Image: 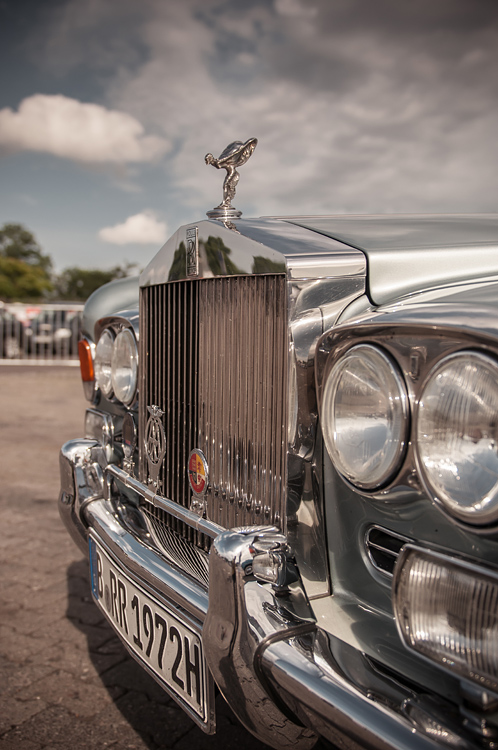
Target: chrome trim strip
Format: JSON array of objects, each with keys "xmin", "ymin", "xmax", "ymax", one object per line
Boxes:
[{"xmin": 106, "ymin": 464, "xmax": 224, "ymax": 539}]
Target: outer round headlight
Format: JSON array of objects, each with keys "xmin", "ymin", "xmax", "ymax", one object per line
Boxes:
[
  {"xmin": 94, "ymin": 328, "xmax": 114, "ymax": 398},
  {"xmin": 416, "ymin": 351, "xmax": 498, "ymax": 526},
  {"xmin": 322, "ymin": 344, "xmax": 408, "ymax": 490},
  {"xmin": 111, "ymin": 328, "xmax": 138, "ymax": 405}
]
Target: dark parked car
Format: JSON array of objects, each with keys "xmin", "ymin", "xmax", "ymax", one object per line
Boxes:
[
  {"xmin": 27, "ymin": 308, "xmax": 81, "ymax": 356},
  {"xmin": 0, "ymin": 307, "xmax": 25, "ymax": 358},
  {"xmin": 59, "ymin": 140, "xmax": 498, "ymax": 749}
]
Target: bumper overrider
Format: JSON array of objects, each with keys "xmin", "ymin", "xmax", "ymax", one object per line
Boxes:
[{"xmin": 59, "ymin": 439, "xmax": 475, "ymax": 750}]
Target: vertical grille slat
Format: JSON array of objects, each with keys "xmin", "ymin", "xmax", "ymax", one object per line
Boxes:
[{"xmin": 139, "ymin": 274, "xmax": 287, "ymax": 547}]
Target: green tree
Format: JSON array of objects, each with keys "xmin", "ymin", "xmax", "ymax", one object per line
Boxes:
[
  {"xmin": 0, "ymin": 257, "xmax": 53, "ymax": 299},
  {"xmin": 55, "ymin": 262, "xmax": 138, "ymax": 301},
  {"xmin": 0, "ymin": 223, "xmax": 52, "ymax": 271},
  {"xmin": 0, "ymin": 223, "xmax": 53, "ymax": 300}
]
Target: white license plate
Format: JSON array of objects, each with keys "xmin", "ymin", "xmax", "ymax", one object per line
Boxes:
[{"xmin": 89, "ymin": 534, "xmax": 210, "ymax": 725}]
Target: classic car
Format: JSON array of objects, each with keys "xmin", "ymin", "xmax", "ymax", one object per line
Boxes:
[
  {"xmin": 27, "ymin": 308, "xmax": 81, "ymax": 356},
  {"xmin": 0, "ymin": 306, "xmax": 25, "ymax": 358},
  {"xmin": 59, "ymin": 140, "xmax": 498, "ymax": 749}
]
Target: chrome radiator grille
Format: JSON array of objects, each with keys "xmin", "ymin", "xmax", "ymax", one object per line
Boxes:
[{"xmin": 139, "ymin": 275, "xmax": 288, "ymax": 545}]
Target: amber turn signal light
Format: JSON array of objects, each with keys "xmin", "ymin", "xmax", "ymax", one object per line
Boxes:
[
  {"xmin": 78, "ymin": 338, "xmax": 94, "ymax": 381},
  {"xmin": 79, "ymin": 339, "xmax": 97, "ymax": 402}
]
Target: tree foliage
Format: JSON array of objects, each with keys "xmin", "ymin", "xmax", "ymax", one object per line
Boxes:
[
  {"xmin": 0, "ymin": 223, "xmax": 53, "ymax": 300},
  {"xmin": 54, "ymin": 262, "xmax": 138, "ymax": 301},
  {"xmin": 0, "ymin": 223, "xmax": 52, "ymax": 272},
  {"xmin": 0, "ymin": 222, "xmax": 138, "ymax": 302},
  {"xmin": 0, "ymin": 256, "xmax": 53, "ymax": 299}
]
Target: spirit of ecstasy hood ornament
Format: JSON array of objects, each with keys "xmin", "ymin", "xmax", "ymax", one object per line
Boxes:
[{"xmin": 205, "ymin": 138, "xmax": 257, "ymax": 219}]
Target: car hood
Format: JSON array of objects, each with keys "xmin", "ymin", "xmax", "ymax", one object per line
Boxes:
[{"xmin": 289, "ymin": 214, "xmax": 498, "ymax": 305}]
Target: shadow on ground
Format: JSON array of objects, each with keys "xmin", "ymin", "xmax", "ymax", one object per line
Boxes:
[{"xmin": 65, "ymin": 559, "xmax": 274, "ymax": 750}]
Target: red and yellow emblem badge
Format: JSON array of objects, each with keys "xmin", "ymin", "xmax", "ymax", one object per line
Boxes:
[{"xmin": 188, "ymin": 449, "xmax": 208, "ymax": 496}]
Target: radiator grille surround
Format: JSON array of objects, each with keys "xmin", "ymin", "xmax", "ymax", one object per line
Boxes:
[{"xmin": 139, "ymin": 274, "xmax": 288, "ymax": 547}]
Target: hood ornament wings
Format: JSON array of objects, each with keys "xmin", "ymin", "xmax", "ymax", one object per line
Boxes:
[{"xmin": 205, "ymin": 138, "xmax": 257, "ymax": 219}]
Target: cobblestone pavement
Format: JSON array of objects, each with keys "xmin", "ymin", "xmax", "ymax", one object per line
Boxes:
[{"xmin": 0, "ymin": 367, "xmax": 282, "ymax": 750}]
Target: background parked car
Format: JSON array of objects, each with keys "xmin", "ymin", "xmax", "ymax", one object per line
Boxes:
[
  {"xmin": 0, "ymin": 307, "xmax": 25, "ymax": 358},
  {"xmin": 27, "ymin": 309, "xmax": 81, "ymax": 356}
]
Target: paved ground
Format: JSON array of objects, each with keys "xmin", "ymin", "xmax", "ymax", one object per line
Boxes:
[{"xmin": 0, "ymin": 366, "xmax": 280, "ymax": 750}]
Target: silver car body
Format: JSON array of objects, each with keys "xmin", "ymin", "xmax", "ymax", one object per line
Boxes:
[{"xmin": 60, "ymin": 213, "xmax": 498, "ymax": 749}]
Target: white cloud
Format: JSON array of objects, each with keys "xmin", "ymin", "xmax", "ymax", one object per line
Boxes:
[
  {"xmin": 274, "ymin": 0, "xmax": 317, "ymax": 19},
  {"xmin": 99, "ymin": 211, "xmax": 168, "ymax": 245},
  {"xmin": 23, "ymin": 1, "xmax": 498, "ymax": 217},
  {"xmin": 87, "ymin": 0, "xmax": 497, "ymax": 217},
  {"xmin": 0, "ymin": 94, "xmax": 169, "ymax": 164}
]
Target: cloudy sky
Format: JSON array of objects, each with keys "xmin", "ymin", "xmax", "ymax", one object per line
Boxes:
[{"xmin": 1, "ymin": 0, "xmax": 498, "ymax": 272}]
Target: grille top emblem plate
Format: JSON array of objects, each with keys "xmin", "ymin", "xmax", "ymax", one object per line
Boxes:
[
  {"xmin": 186, "ymin": 226, "xmax": 198, "ymax": 277},
  {"xmin": 188, "ymin": 449, "xmax": 209, "ymax": 496},
  {"xmin": 145, "ymin": 405, "xmax": 166, "ymax": 489}
]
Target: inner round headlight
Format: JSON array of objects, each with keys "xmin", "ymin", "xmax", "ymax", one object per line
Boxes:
[
  {"xmin": 416, "ymin": 351, "xmax": 498, "ymax": 526},
  {"xmin": 94, "ymin": 328, "xmax": 114, "ymax": 398},
  {"xmin": 111, "ymin": 328, "xmax": 138, "ymax": 405},
  {"xmin": 322, "ymin": 344, "xmax": 408, "ymax": 490}
]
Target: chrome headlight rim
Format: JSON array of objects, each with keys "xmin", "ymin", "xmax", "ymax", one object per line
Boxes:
[
  {"xmin": 414, "ymin": 349, "xmax": 498, "ymax": 529},
  {"xmin": 321, "ymin": 342, "xmax": 409, "ymax": 492},
  {"xmin": 111, "ymin": 327, "xmax": 138, "ymax": 406},
  {"xmin": 94, "ymin": 327, "xmax": 115, "ymax": 399}
]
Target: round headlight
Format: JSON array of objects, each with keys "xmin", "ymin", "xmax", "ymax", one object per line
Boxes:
[
  {"xmin": 322, "ymin": 344, "xmax": 408, "ymax": 490},
  {"xmin": 111, "ymin": 328, "xmax": 138, "ymax": 405},
  {"xmin": 416, "ymin": 351, "xmax": 498, "ymax": 526},
  {"xmin": 94, "ymin": 328, "xmax": 114, "ymax": 398}
]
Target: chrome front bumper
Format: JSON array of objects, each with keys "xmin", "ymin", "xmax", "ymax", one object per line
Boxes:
[{"xmin": 59, "ymin": 439, "xmax": 473, "ymax": 750}]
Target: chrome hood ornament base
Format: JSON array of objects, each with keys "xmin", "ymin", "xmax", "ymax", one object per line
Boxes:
[{"xmin": 205, "ymin": 138, "xmax": 257, "ymax": 219}]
